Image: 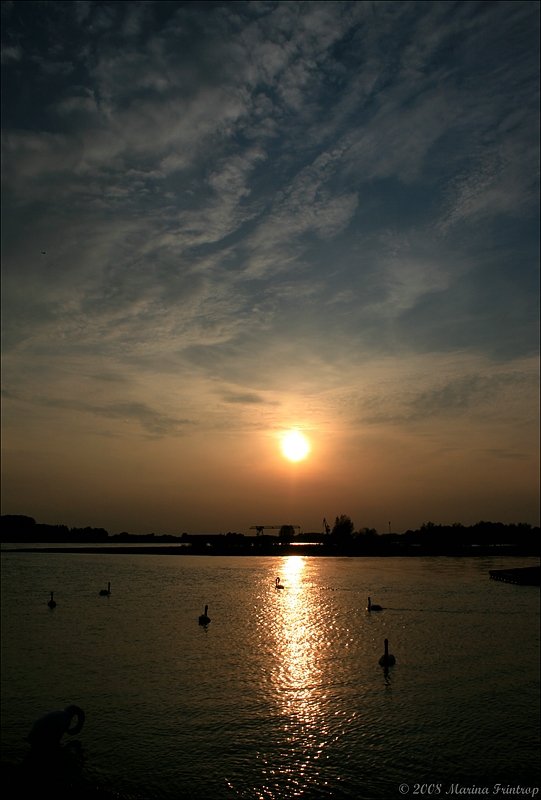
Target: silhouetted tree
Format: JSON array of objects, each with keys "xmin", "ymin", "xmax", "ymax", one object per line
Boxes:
[
  {"xmin": 358, "ymin": 527, "xmax": 378, "ymax": 537},
  {"xmin": 1, "ymin": 515, "xmax": 36, "ymax": 541},
  {"xmin": 332, "ymin": 515, "xmax": 354, "ymax": 541},
  {"xmin": 1, "ymin": 514, "xmax": 36, "ymax": 529}
]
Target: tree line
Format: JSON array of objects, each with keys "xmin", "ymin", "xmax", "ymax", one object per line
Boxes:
[{"xmin": 1, "ymin": 514, "xmax": 539, "ymax": 556}]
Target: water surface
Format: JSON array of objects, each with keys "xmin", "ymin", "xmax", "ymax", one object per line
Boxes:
[{"xmin": 1, "ymin": 554, "xmax": 539, "ymax": 798}]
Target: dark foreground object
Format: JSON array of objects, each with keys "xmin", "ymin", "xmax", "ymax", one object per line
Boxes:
[{"xmin": 489, "ymin": 566, "xmax": 540, "ymax": 585}]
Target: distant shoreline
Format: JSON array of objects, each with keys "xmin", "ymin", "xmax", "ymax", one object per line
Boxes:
[
  {"xmin": 2, "ymin": 515, "xmax": 539, "ymax": 558},
  {"xmin": 2, "ymin": 544, "xmax": 540, "ymax": 559}
]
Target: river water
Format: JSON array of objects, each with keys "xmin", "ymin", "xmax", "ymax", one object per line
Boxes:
[{"xmin": 1, "ymin": 553, "xmax": 539, "ymax": 799}]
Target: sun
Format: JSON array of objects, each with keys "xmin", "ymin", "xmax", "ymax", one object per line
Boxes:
[{"xmin": 280, "ymin": 430, "xmax": 311, "ymax": 462}]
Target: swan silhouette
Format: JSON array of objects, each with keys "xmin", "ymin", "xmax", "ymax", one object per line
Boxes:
[
  {"xmin": 275, "ymin": 577, "xmax": 284, "ymax": 589},
  {"xmin": 198, "ymin": 605, "xmax": 211, "ymax": 625},
  {"xmin": 367, "ymin": 596, "xmax": 383, "ymax": 612},
  {"xmin": 378, "ymin": 638, "xmax": 396, "ymax": 667},
  {"xmin": 27, "ymin": 705, "xmax": 85, "ymax": 750},
  {"xmin": 47, "ymin": 592, "xmax": 56, "ymax": 609},
  {"xmin": 99, "ymin": 582, "xmax": 111, "ymax": 596}
]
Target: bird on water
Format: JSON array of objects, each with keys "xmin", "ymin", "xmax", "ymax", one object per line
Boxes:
[
  {"xmin": 27, "ymin": 704, "xmax": 85, "ymax": 750},
  {"xmin": 47, "ymin": 592, "xmax": 56, "ymax": 609},
  {"xmin": 99, "ymin": 582, "xmax": 111, "ymax": 596},
  {"xmin": 367, "ymin": 596, "xmax": 383, "ymax": 612},
  {"xmin": 378, "ymin": 638, "xmax": 396, "ymax": 667},
  {"xmin": 199, "ymin": 605, "xmax": 211, "ymax": 625},
  {"xmin": 275, "ymin": 577, "xmax": 284, "ymax": 589}
]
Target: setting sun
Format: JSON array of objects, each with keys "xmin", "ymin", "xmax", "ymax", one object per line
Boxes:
[{"xmin": 280, "ymin": 430, "xmax": 311, "ymax": 462}]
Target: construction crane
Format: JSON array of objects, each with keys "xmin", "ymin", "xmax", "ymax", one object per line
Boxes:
[{"xmin": 250, "ymin": 525, "xmax": 301, "ymax": 535}]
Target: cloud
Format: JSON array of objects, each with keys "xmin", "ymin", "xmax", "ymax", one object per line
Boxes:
[
  {"xmin": 34, "ymin": 396, "xmax": 192, "ymax": 438},
  {"xmin": 439, "ymin": 134, "xmax": 539, "ymax": 233},
  {"xmin": 221, "ymin": 391, "xmax": 276, "ymax": 406},
  {"xmin": 2, "ymin": 1, "xmax": 538, "ymax": 432},
  {"xmin": 1, "ymin": 44, "xmax": 22, "ymax": 63},
  {"xmin": 358, "ymin": 362, "xmax": 539, "ymax": 428}
]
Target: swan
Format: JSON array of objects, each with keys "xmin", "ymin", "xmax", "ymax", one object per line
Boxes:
[
  {"xmin": 198, "ymin": 605, "xmax": 211, "ymax": 625},
  {"xmin": 378, "ymin": 638, "xmax": 396, "ymax": 667},
  {"xmin": 275, "ymin": 577, "xmax": 284, "ymax": 589},
  {"xmin": 367, "ymin": 596, "xmax": 383, "ymax": 612},
  {"xmin": 27, "ymin": 704, "xmax": 85, "ymax": 750},
  {"xmin": 99, "ymin": 582, "xmax": 111, "ymax": 596},
  {"xmin": 47, "ymin": 592, "xmax": 56, "ymax": 609}
]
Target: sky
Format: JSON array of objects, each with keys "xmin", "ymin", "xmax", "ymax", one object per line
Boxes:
[{"xmin": 1, "ymin": 0, "xmax": 539, "ymax": 536}]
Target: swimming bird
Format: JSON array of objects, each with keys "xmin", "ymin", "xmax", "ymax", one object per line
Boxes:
[
  {"xmin": 99, "ymin": 582, "xmax": 111, "ymax": 596},
  {"xmin": 275, "ymin": 577, "xmax": 284, "ymax": 589},
  {"xmin": 27, "ymin": 704, "xmax": 85, "ymax": 750},
  {"xmin": 378, "ymin": 638, "xmax": 396, "ymax": 667},
  {"xmin": 198, "ymin": 605, "xmax": 211, "ymax": 625},
  {"xmin": 367, "ymin": 596, "xmax": 383, "ymax": 612},
  {"xmin": 47, "ymin": 591, "xmax": 56, "ymax": 609}
]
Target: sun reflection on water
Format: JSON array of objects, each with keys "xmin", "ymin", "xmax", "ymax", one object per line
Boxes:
[
  {"xmin": 259, "ymin": 556, "xmax": 334, "ymax": 797},
  {"xmin": 275, "ymin": 556, "xmax": 319, "ymax": 694}
]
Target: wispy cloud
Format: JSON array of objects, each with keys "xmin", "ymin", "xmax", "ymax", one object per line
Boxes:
[{"xmin": 28, "ymin": 395, "xmax": 192, "ymax": 438}]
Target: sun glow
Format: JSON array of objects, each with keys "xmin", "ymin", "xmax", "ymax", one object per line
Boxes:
[{"xmin": 280, "ymin": 429, "xmax": 311, "ymax": 462}]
